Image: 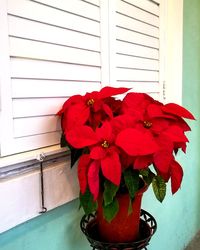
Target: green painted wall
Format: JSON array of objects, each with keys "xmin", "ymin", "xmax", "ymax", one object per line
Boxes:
[
  {"xmin": 0, "ymin": 1, "xmax": 200, "ymax": 249},
  {"xmin": 146, "ymin": 0, "xmax": 200, "ymax": 249}
]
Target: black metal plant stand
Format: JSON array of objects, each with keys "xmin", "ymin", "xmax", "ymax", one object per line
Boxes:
[{"xmin": 80, "ymin": 210, "xmax": 157, "ymax": 250}]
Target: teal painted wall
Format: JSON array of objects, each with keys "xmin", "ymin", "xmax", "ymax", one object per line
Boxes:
[
  {"xmin": 145, "ymin": 0, "xmax": 200, "ymax": 249},
  {"xmin": 0, "ymin": 1, "xmax": 200, "ymax": 249}
]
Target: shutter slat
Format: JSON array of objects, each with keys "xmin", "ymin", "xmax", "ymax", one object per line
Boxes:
[
  {"xmin": 116, "ymin": 27, "xmax": 159, "ymax": 48},
  {"xmin": 5, "ymin": 133, "xmax": 61, "ymax": 155},
  {"xmin": 12, "ymin": 79, "xmax": 100, "ymax": 98},
  {"xmin": 33, "ymin": 0, "xmax": 100, "ymax": 21},
  {"xmin": 123, "ymin": 0, "xmax": 159, "ymax": 16},
  {"xmin": 8, "ymin": 16, "xmax": 100, "ymax": 52},
  {"xmin": 10, "ymin": 37, "xmax": 101, "ymax": 66},
  {"xmin": 14, "ymin": 116, "xmax": 60, "ymax": 137},
  {"xmin": 82, "ymin": 0, "xmax": 100, "ymax": 6},
  {"xmin": 10, "ymin": 58, "xmax": 101, "ymax": 81},
  {"xmin": 117, "ymin": 0, "xmax": 159, "ymax": 27},
  {"xmin": 13, "ymin": 98, "xmax": 67, "ymax": 118},
  {"xmin": 7, "ymin": 0, "xmax": 100, "ymax": 36},
  {"xmin": 117, "ymin": 13, "xmax": 159, "ymax": 38},
  {"xmin": 116, "ymin": 54, "xmax": 159, "ymax": 70},
  {"xmin": 150, "ymin": 0, "xmax": 160, "ymax": 4},
  {"xmin": 116, "ymin": 41, "xmax": 159, "ymax": 59},
  {"xmin": 117, "ymin": 68, "xmax": 159, "ymax": 81},
  {"xmin": 114, "ymin": 81, "xmax": 159, "ymax": 93}
]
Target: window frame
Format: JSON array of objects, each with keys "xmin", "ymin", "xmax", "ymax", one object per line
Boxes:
[
  {"xmin": 0, "ymin": 0, "xmax": 183, "ymax": 162},
  {"xmin": 0, "ymin": 0, "xmax": 183, "ymax": 168},
  {"xmin": 160, "ymin": 0, "xmax": 183, "ymax": 104}
]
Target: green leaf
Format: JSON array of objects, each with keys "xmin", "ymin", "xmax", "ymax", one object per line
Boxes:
[
  {"xmin": 152, "ymin": 176, "xmax": 166, "ymax": 202},
  {"xmin": 123, "ymin": 169, "xmax": 139, "ymax": 199},
  {"xmin": 103, "ymin": 198, "xmax": 119, "ymax": 222},
  {"xmin": 60, "ymin": 133, "xmax": 68, "ymax": 147},
  {"xmin": 79, "ymin": 188, "xmax": 98, "ymax": 214},
  {"xmin": 103, "ymin": 180, "xmax": 119, "ymax": 206},
  {"xmin": 139, "ymin": 169, "xmax": 149, "ymax": 177},
  {"xmin": 60, "ymin": 133, "xmax": 83, "ymax": 168},
  {"xmin": 142, "ymin": 169, "xmax": 155, "ymax": 185},
  {"xmin": 69, "ymin": 146, "xmax": 83, "ymax": 168}
]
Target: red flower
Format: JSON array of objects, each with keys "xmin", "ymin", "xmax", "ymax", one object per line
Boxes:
[
  {"xmin": 122, "ymin": 92, "xmax": 155, "ymax": 119},
  {"xmin": 170, "ymin": 159, "xmax": 183, "ymax": 194},
  {"xmin": 77, "ymin": 154, "xmax": 101, "ymax": 201},
  {"xmin": 57, "ymin": 86, "xmax": 130, "ymax": 132},
  {"xmin": 120, "ymin": 92, "xmax": 194, "ymax": 176},
  {"xmin": 162, "ymin": 103, "xmax": 195, "ymax": 120},
  {"xmin": 68, "ymin": 121, "xmax": 121, "ymax": 189},
  {"xmin": 66, "ymin": 125, "xmax": 98, "ymax": 148},
  {"xmin": 88, "ymin": 160, "xmax": 101, "ymax": 200},
  {"xmin": 116, "ymin": 128, "xmax": 159, "ymax": 156},
  {"xmin": 78, "ymin": 154, "xmax": 91, "ymax": 194},
  {"xmin": 90, "ymin": 122, "xmax": 121, "ymax": 186},
  {"xmin": 57, "ymin": 86, "xmax": 195, "ymax": 208},
  {"xmin": 134, "ymin": 154, "xmax": 153, "ymax": 170}
]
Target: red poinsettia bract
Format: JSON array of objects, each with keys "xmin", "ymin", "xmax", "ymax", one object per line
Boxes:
[
  {"xmin": 57, "ymin": 86, "xmax": 130, "ymax": 132},
  {"xmin": 68, "ymin": 121, "xmax": 122, "ymax": 199},
  {"xmin": 58, "ymin": 87, "xmax": 195, "ymax": 204}
]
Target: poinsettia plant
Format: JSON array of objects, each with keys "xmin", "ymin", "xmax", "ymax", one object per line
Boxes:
[{"xmin": 57, "ymin": 86, "xmax": 195, "ymax": 221}]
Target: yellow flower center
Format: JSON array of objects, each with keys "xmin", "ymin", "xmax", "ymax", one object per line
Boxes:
[
  {"xmin": 143, "ymin": 120, "xmax": 152, "ymax": 129},
  {"xmin": 87, "ymin": 98, "xmax": 95, "ymax": 106},
  {"xmin": 101, "ymin": 140, "xmax": 109, "ymax": 148}
]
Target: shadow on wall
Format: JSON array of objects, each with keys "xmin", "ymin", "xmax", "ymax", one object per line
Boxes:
[{"xmin": 184, "ymin": 231, "xmax": 200, "ymax": 250}]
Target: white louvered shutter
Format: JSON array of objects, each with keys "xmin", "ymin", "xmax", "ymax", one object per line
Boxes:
[
  {"xmin": 0, "ymin": 0, "xmax": 163, "ymax": 157},
  {"xmin": 108, "ymin": 0, "xmax": 161, "ymax": 99},
  {"xmin": 0, "ymin": 0, "xmax": 102, "ymax": 156}
]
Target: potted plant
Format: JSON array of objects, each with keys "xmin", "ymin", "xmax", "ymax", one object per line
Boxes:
[{"xmin": 57, "ymin": 86, "xmax": 194, "ymax": 243}]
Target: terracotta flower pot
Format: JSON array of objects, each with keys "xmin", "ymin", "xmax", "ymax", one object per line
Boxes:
[{"xmin": 96, "ymin": 182, "xmax": 148, "ymax": 243}]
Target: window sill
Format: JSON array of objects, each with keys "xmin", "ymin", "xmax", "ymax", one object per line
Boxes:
[{"xmin": 0, "ymin": 155, "xmax": 79, "ymax": 233}]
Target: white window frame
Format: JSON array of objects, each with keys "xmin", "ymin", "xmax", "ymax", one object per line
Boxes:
[
  {"xmin": 0, "ymin": 0, "xmax": 183, "ymax": 233},
  {"xmin": 159, "ymin": 0, "xmax": 183, "ymax": 104},
  {"xmin": 0, "ymin": 0, "xmax": 183, "ymax": 163}
]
